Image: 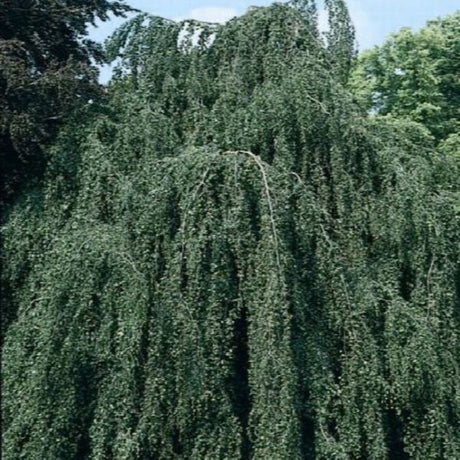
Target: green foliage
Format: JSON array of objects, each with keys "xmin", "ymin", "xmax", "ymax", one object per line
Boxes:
[
  {"xmin": 350, "ymin": 12, "xmax": 460, "ymax": 141},
  {"xmin": 2, "ymin": 1, "xmax": 459, "ymax": 459},
  {"xmin": 0, "ymin": 0, "xmax": 132, "ymax": 208}
]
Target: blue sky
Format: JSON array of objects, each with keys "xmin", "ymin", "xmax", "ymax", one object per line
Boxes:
[{"xmin": 89, "ymin": 0, "xmax": 460, "ymax": 82}]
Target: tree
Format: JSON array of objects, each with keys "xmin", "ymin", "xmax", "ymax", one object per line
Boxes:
[
  {"xmin": 350, "ymin": 12, "xmax": 460, "ymax": 141},
  {"xmin": 0, "ymin": 0, "xmax": 131, "ymax": 209},
  {"xmin": 2, "ymin": 2, "xmax": 459, "ymax": 459}
]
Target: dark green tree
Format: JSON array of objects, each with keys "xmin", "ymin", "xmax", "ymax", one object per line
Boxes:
[
  {"xmin": 0, "ymin": 0, "xmax": 131, "ymax": 208},
  {"xmin": 2, "ymin": 2, "xmax": 459, "ymax": 459}
]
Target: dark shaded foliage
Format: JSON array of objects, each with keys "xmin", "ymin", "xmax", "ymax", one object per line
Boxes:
[{"xmin": 0, "ymin": 0, "xmax": 132, "ymax": 209}]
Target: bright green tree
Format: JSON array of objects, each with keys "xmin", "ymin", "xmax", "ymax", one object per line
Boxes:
[{"xmin": 350, "ymin": 12, "xmax": 460, "ymax": 141}]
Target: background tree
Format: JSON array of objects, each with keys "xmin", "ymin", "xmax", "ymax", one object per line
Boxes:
[
  {"xmin": 350, "ymin": 12, "xmax": 460, "ymax": 142},
  {"xmin": 0, "ymin": 0, "xmax": 131, "ymax": 209}
]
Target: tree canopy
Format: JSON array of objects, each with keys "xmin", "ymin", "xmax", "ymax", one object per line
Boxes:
[
  {"xmin": 0, "ymin": 0, "xmax": 132, "ymax": 208},
  {"xmin": 1, "ymin": 1, "xmax": 459, "ymax": 459},
  {"xmin": 350, "ymin": 12, "xmax": 460, "ymax": 142}
]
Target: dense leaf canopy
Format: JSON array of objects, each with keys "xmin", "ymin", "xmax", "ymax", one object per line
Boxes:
[
  {"xmin": 0, "ymin": 0, "xmax": 132, "ymax": 208},
  {"xmin": 2, "ymin": 1, "xmax": 459, "ymax": 459},
  {"xmin": 350, "ymin": 12, "xmax": 460, "ymax": 141}
]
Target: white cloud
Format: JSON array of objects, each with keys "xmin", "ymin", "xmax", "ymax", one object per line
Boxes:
[
  {"xmin": 317, "ymin": 9, "xmax": 329, "ymax": 35},
  {"xmin": 178, "ymin": 7, "xmax": 238, "ymax": 24},
  {"xmin": 177, "ymin": 23, "xmax": 203, "ymax": 49}
]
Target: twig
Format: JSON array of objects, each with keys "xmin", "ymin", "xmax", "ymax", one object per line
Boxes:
[{"xmin": 224, "ymin": 150, "xmax": 282, "ymax": 274}]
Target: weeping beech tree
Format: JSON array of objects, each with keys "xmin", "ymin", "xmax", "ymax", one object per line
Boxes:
[{"xmin": 1, "ymin": 1, "xmax": 459, "ymax": 459}]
